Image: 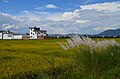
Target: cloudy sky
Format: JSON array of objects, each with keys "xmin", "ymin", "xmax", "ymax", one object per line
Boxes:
[{"xmin": 0, "ymin": 0, "xmax": 120, "ymax": 34}]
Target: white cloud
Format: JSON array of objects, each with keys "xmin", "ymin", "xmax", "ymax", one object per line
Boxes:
[
  {"xmin": 16, "ymin": 11, "xmax": 47, "ymax": 21},
  {"xmin": 45, "ymin": 4, "xmax": 58, "ymax": 9},
  {"xmin": 35, "ymin": 4, "xmax": 58, "ymax": 10},
  {"xmin": 3, "ymin": 0, "xmax": 10, "ymax": 2},
  {"xmin": 76, "ymin": 20, "xmax": 89, "ymax": 23},
  {"xmin": 2, "ymin": 24, "xmax": 16, "ymax": 30},
  {"xmin": 0, "ymin": 12, "xmax": 17, "ymax": 23},
  {"xmin": 47, "ymin": 10, "xmax": 80, "ymax": 21},
  {"xmin": 94, "ymin": 27, "xmax": 115, "ymax": 31},
  {"xmin": 0, "ymin": 12, "xmax": 14, "ymax": 18},
  {"xmin": 80, "ymin": 1, "xmax": 120, "ymax": 12}
]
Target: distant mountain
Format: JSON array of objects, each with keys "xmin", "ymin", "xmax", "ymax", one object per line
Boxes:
[
  {"xmin": 97, "ymin": 28, "xmax": 120, "ymax": 36},
  {"xmin": 48, "ymin": 28, "xmax": 120, "ymax": 37},
  {"xmin": 48, "ymin": 33, "xmax": 81, "ymax": 37},
  {"xmin": 48, "ymin": 34, "xmax": 65, "ymax": 37}
]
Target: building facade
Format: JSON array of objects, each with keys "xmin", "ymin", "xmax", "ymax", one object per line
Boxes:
[
  {"xmin": 29, "ymin": 27, "xmax": 47, "ymax": 39},
  {"xmin": 0, "ymin": 32, "xmax": 3, "ymax": 39},
  {"xmin": 12, "ymin": 34, "xmax": 23, "ymax": 39},
  {"xmin": 3, "ymin": 34, "xmax": 13, "ymax": 39},
  {"xmin": 0, "ymin": 30, "xmax": 23, "ymax": 40}
]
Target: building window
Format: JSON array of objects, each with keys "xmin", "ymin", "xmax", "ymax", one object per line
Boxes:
[
  {"xmin": 41, "ymin": 35, "xmax": 44, "ymax": 37},
  {"xmin": 31, "ymin": 32, "xmax": 32, "ymax": 34},
  {"xmin": 8, "ymin": 35, "xmax": 12, "ymax": 37}
]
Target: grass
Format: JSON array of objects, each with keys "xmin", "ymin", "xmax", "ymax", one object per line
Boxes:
[
  {"xmin": 0, "ymin": 39, "xmax": 74, "ymax": 79},
  {"xmin": 0, "ymin": 38, "xmax": 120, "ymax": 79}
]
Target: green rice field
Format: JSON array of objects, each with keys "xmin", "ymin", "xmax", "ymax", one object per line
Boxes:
[{"xmin": 0, "ymin": 38, "xmax": 120, "ymax": 79}]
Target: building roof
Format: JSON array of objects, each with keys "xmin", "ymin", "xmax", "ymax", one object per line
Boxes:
[
  {"xmin": 37, "ymin": 30, "xmax": 47, "ymax": 33},
  {"xmin": 0, "ymin": 30, "xmax": 14, "ymax": 34},
  {"xmin": 40, "ymin": 30, "xmax": 47, "ymax": 32},
  {"xmin": 13, "ymin": 34, "xmax": 22, "ymax": 35},
  {"xmin": 29, "ymin": 27, "xmax": 40, "ymax": 29},
  {"xmin": 22, "ymin": 34, "xmax": 29, "ymax": 38},
  {"xmin": 0, "ymin": 31, "xmax": 3, "ymax": 33},
  {"xmin": 29, "ymin": 27, "xmax": 47, "ymax": 33}
]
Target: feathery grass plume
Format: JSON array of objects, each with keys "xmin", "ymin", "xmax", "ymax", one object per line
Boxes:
[
  {"xmin": 56, "ymin": 42, "xmax": 68, "ymax": 50},
  {"xmin": 59, "ymin": 34, "xmax": 120, "ymax": 50}
]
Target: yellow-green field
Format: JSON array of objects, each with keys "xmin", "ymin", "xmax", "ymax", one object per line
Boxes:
[
  {"xmin": 0, "ymin": 38, "xmax": 120, "ymax": 79},
  {"xmin": 0, "ymin": 39, "xmax": 74, "ymax": 79}
]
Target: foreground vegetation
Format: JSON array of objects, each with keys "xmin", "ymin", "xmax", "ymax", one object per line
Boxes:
[{"xmin": 0, "ymin": 37, "xmax": 120, "ymax": 79}]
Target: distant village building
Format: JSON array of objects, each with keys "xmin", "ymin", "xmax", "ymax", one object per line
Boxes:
[
  {"xmin": 0, "ymin": 31, "xmax": 3, "ymax": 39},
  {"xmin": 29, "ymin": 27, "xmax": 47, "ymax": 39},
  {"xmin": 22, "ymin": 33, "xmax": 29, "ymax": 40},
  {"xmin": 0, "ymin": 30, "xmax": 22, "ymax": 40},
  {"xmin": 0, "ymin": 27, "xmax": 47, "ymax": 40},
  {"xmin": 3, "ymin": 30, "xmax": 14, "ymax": 39},
  {"xmin": 0, "ymin": 30, "xmax": 13, "ymax": 39},
  {"xmin": 12, "ymin": 34, "xmax": 23, "ymax": 39},
  {"xmin": 57, "ymin": 36, "xmax": 60, "ymax": 38}
]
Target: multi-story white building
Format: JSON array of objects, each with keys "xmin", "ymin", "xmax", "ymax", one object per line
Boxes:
[{"xmin": 29, "ymin": 27, "xmax": 47, "ymax": 39}]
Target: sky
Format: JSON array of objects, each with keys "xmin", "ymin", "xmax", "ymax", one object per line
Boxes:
[{"xmin": 0, "ymin": 0, "xmax": 120, "ymax": 34}]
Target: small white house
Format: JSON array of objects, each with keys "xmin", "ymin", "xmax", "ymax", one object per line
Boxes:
[
  {"xmin": 0, "ymin": 32, "xmax": 3, "ymax": 39},
  {"xmin": 37, "ymin": 30, "xmax": 47, "ymax": 39},
  {"xmin": 0, "ymin": 30, "xmax": 23, "ymax": 40},
  {"xmin": 13, "ymin": 34, "xmax": 22, "ymax": 39},
  {"xmin": 2, "ymin": 30, "xmax": 14, "ymax": 39},
  {"xmin": 29, "ymin": 27, "xmax": 47, "ymax": 39},
  {"xmin": 3, "ymin": 34, "xmax": 13, "ymax": 39}
]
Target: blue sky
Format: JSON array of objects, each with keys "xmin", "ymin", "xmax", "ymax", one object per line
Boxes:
[
  {"xmin": 0, "ymin": 0, "xmax": 120, "ymax": 14},
  {"xmin": 0, "ymin": 0, "xmax": 120, "ymax": 34}
]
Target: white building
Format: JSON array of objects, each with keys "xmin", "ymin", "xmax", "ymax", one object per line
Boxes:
[
  {"xmin": 0, "ymin": 32, "xmax": 3, "ymax": 39},
  {"xmin": 29, "ymin": 27, "xmax": 47, "ymax": 39},
  {"xmin": 0, "ymin": 30, "xmax": 23, "ymax": 39},
  {"xmin": 12, "ymin": 34, "xmax": 23, "ymax": 39},
  {"xmin": 3, "ymin": 34, "xmax": 13, "ymax": 39},
  {"xmin": 2, "ymin": 30, "xmax": 14, "ymax": 39}
]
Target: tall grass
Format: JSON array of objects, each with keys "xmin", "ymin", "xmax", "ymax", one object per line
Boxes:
[
  {"xmin": 58, "ymin": 35, "xmax": 120, "ymax": 79},
  {"xmin": 59, "ymin": 34, "xmax": 120, "ymax": 50}
]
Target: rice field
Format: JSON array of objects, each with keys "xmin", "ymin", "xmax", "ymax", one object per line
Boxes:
[{"xmin": 0, "ymin": 37, "xmax": 120, "ymax": 79}]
